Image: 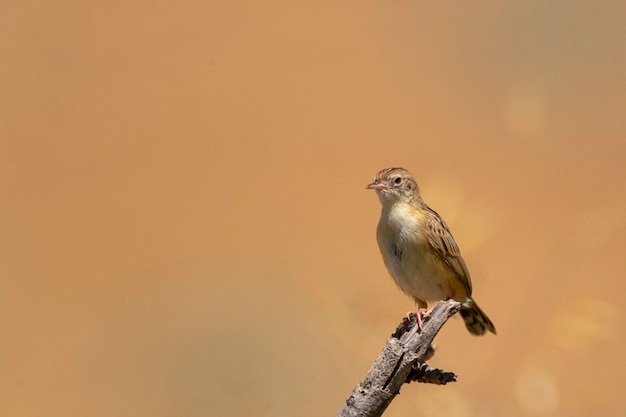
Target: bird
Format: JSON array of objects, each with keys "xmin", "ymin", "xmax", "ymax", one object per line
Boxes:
[{"xmin": 366, "ymin": 167, "xmax": 496, "ymax": 336}]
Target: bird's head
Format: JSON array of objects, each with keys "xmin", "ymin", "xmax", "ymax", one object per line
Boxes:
[{"xmin": 366, "ymin": 167, "xmax": 420, "ymax": 206}]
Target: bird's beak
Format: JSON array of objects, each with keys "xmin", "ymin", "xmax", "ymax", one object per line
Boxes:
[{"xmin": 366, "ymin": 182, "xmax": 386, "ymax": 190}]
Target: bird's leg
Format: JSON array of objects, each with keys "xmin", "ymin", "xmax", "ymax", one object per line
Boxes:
[
  {"xmin": 411, "ymin": 299, "xmax": 430, "ymax": 331},
  {"xmin": 416, "ymin": 308, "xmax": 430, "ymax": 330}
]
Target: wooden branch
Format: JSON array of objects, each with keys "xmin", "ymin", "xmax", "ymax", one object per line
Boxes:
[
  {"xmin": 406, "ymin": 363, "xmax": 457, "ymax": 385},
  {"xmin": 337, "ymin": 300, "xmax": 460, "ymax": 417}
]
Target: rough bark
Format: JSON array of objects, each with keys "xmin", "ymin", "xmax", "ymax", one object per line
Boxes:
[{"xmin": 337, "ymin": 300, "xmax": 460, "ymax": 417}]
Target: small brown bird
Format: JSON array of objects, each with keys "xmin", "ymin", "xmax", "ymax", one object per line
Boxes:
[{"xmin": 366, "ymin": 167, "xmax": 496, "ymax": 336}]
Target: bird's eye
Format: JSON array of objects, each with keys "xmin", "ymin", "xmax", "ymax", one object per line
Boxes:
[{"xmin": 393, "ymin": 177, "xmax": 402, "ymax": 185}]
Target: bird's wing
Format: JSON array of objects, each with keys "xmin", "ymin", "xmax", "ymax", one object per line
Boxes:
[{"xmin": 424, "ymin": 206, "xmax": 473, "ymax": 295}]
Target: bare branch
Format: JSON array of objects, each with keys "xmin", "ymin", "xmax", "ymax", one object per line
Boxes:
[
  {"xmin": 406, "ymin": 363, "xmax": 457, "ymax": 385},
  {"xmin": 337, "ymin": 300, "xmax": 460, "ymax": 417}
]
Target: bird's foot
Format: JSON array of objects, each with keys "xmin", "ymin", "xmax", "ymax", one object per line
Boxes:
[
  {"xmin": 407, "ymin": 308, "xmax": 431, "ymax": 331},
  {"xmin": 416, "ymin": 307, "xmax": 430, "ymax": 330}
]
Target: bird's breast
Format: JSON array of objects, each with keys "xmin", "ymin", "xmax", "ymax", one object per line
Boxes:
[
  {"xmin": 376, "ymin": 203, "xmax": 426, "ymax": 275},
  {"xmin": 378, "ymin": 203, "xmax": 426, "ymax": 245}
]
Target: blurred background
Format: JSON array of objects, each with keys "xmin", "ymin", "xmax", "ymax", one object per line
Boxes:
[{"xmin": 1, "ymin": 1, "xmax": 625, "ymax": 416}]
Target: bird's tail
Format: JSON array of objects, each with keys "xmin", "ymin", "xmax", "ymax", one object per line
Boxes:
[{"xmin": 459, "ymin": 298, "xmax": 496, "ymax": 336}]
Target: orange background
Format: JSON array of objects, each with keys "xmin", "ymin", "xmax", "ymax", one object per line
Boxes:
[{"xmin": 1, "ymin": 1, "xmax": 625, "ymax": 416}]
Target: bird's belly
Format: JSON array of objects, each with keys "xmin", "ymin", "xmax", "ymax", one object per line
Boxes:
[{"xmin": 382, "ymin": 243, "xmax": 453, "ymax": 303}]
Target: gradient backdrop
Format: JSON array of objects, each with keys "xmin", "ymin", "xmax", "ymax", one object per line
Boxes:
[{"xmin": 1, "ymin": 1, "xmax": 625, "ymax": 416}]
